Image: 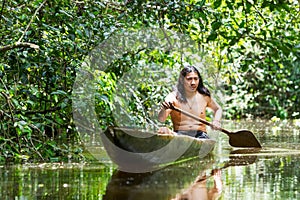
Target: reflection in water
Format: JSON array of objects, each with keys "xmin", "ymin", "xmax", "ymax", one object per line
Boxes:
[
  {"xmin": 103, "ymin": 151, "xmax": 258, "ymax": 200},
  {"xmin": 103, "ymin": 156, "xmax": 216, "ymax": 200},
  {"xmin": 0, "ymin": 147, "xmax": 299, "ymax": 199},
  {"xmin": 171, "ymin": 149, "xmax": 258, "ymax": 200},
  {"xmin": 0, "ymin": 120, "xmax": 299, "ymax": 199},
  {"xmin": 171, "ymin": 169, "xmax": 222, "ymax": 200},
  {"xmin": 0, "ymin": 163, "xmax": 113, "ymax": 199}
]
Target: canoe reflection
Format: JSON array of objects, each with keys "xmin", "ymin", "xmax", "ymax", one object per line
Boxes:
[
  {"xmin": 103, "ymin": 149, "xmax": 258, "ymax": 200},
  {"xmin": 103, "ymin": 157, "xmax": 215, "ymax": 200}
]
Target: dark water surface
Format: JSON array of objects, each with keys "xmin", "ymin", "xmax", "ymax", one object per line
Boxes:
[{"xmin": 1, "ymin": 119, "xmax": 299, "ymax": 200}]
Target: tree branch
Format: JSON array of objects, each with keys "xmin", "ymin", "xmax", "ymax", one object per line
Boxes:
[
  {"xmin": 14, "ymin": 107, "xmax": 61, "ymax": 115},
  {"xmin": 0, "ymin": 42, "xmax": 39, "ymax": 52},
  {"xmin": 17, "ymin": 0, "xmax": 47, "ymax": 43}
]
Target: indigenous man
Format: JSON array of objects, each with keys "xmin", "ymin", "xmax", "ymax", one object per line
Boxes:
[{"xmin": 158, "ymin": 65, "xmax": 222, "ymax": 139}]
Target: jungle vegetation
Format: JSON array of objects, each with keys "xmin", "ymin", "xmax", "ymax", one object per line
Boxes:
[{"xmin": 0, "ymin": 0, "xmax": 299, "ymax": 162}]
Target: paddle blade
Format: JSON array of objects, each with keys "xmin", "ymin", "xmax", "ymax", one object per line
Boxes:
[{"xmin": 228, "ymin": 130, "xmax": 262, "ymax": 148}]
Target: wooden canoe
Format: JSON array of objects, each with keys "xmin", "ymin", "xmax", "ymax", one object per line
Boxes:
[{"xmin": 101, "ymin": 127, "xmax": 216, "ymax": 172}]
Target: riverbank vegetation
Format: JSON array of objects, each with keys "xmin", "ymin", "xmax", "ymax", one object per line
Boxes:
[{"xmin": 0, "ymin": 0, "xmax": 299, "ymax": 162}]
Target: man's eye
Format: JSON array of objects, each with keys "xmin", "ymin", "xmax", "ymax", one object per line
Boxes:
[{"xmin": 187, "ymin": 78, "xmax": 198, "ymax": 81}]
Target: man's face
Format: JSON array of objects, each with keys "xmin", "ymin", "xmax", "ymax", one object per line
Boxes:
[{"xmin": 183, "ymin": 72, "xmax": 199, "ymax": 93}]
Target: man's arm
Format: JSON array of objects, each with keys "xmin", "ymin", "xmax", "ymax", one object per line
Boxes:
[
  {"xmin": 158, "ymin": 106, "xmax": 172, "ymax": 122},
  {"xmin": 158, "ymin": 92, "xmax": 176, "ymax": 122},
  {"xmin": 207, "ymin": 97, "xmax": 222, "ymax": 128}
]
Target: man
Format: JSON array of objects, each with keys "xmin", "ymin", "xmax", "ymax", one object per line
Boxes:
[{"xmin": 158, "ymin": 65, "xmax": 222, "ymax": 139}]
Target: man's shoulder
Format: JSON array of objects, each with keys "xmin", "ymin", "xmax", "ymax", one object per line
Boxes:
[
  {"xmin": 166, "ymin": 91, "xmax": 177, "ymax": 99},
  {"xmin": 197, "ymin": 92, "xmax": 212, "ymax": 102}
]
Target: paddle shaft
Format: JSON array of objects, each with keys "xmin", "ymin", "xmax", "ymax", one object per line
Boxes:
[
  {"xmin": 169, "ymin": 105, "xmax": 262, "ymax": 148},
  {"xmin": 172, "ymin": 106, "xmax": 231, "ymax": 135}
]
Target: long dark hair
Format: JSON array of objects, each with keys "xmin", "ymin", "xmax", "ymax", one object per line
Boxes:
[{"xmin": 175, "ymin": 65, "xmax": 211, "ymax": 103}]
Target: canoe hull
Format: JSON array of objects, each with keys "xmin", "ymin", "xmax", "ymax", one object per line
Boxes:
[{"xmin": 101, "ymin": 127, "xmax": 216, "ymax": 172}]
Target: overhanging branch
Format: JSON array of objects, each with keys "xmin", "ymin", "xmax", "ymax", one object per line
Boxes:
[{"xmin": 0, "ymin": 42, "xmax": 39, "ymax": 52}]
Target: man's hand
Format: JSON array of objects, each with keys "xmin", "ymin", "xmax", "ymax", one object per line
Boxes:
[
  {"xmin": 161, "ymin": 101, "xmax": 175, "ymax": 110},
  {"xmin": 157, "ymin": 127, "xmax": 174, "ymax": 135},
  {"xmin": 212, "ymin": 120, "xmax": 221, "ymax": 130}
]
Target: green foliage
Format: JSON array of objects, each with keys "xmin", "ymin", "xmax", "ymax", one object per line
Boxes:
[
  {"xmin": 211, "ymin": 0, "xmax": 300, "ymax": 119},
  {"xmin": 0, "ymin": 0, "xmax": 110, "ymax": 161},
  {"xmin": 0, "ymin": 0, "xmax": 299, "ymax": 161},
  {"xmin": 95, "ymin": 71, "xmax": 116, "ymax": 128}
]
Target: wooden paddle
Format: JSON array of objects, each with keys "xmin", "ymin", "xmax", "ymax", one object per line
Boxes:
[{"xmin": 167, "ymin": 103, "xmax": 262, "ymax": 148}]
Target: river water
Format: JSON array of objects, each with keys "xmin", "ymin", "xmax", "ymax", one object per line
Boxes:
[{"xmin": 0, "ymin": 119, "xmax": 299, "ymax": 200}]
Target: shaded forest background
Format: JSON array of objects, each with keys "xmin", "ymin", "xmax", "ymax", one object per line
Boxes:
[{"xmin": 0, "ymin": 0, "xmax": 299, "ymax": 161}]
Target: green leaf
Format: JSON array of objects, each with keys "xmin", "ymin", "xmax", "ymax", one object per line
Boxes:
[
  {"xmin": 197, "ymin": 11, "xmax": 207, "ymax": 22},
  {"xmin": 51, "ymin": 90, "xmax": 67, "ymax": 95},
  {"xmin": 211, "ymin": 21, "xmax": 222, "ymax": 30},
  {"xmin": 213, "ymin": 0, "xmax": 222, "ymax": 9},
  {"xmin": 207, "ymin": 32, "xmax": 217, "ymax": 41},
  {"xmin": 196, "ymin": 0, "xmax": 206, "ymax": 8}
]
